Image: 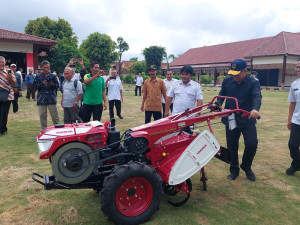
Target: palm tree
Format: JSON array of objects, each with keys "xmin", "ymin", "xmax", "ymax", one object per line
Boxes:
[{"xmin": 164, "ymin": 53, "xmax": 176, "ymax": 69}]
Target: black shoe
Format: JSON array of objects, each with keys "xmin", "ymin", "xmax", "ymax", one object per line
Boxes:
[
  {"xmin": 118, "ymin": 115, "xmax": 123, "ymax": 119},
  {"xmin": 286, "ymin": 166, "xmax": 300, "ymax": 175},
  {"xmin": 240, "ymin": 165, "xmax": 256, "ymax": 181},
  {"xmin": 0, "ymin": 131, "xmax": 7, "ymax": 136},
  {"xmin": 227, "ymin": 173, "xmax": 239, "ymax": 180}
]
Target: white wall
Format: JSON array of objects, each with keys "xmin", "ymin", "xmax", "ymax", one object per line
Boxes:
[
  {"xmin": 278, "ymin": 68, "xmax": 299, "ymax": 86},
  {"xmin": 0, "ymin": 42, "xmax": 33, "ymax": 53}
]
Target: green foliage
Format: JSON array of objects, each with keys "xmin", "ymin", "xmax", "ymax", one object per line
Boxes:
[
  {"xmin": 163, "ymin": 53, "xmax": 176, "ymax": 69},
  {"xmin": 46, "ymin": 37, "xmax": 88, "ymax": 73},
  {"xmin": 142, "ymin": 46, "xmax": 166, "ymax": 72},
  {"xmin": 130, "ymin": 57, "xmax": 138, "ymax": 62},
  {"xmin": 217, "ymin": 75, "xmax": 226, "ymax": 80},
  {"xmin": 200, "ymin": 75, "xmax": 214, "ymax": 85},
  {"xmin": 25, "ymin": 16, "xmax": 76, "ymax": 43},
  {"xmin": 157, "ymin": 75, "xmax": 165, "ymax": 79},
  {"xmin": 25, "ymin": 17, "xmax": 80, "ymax": 72},
  {"xmin": 142, "ymin": 72, "xmax": 149, "ymax": 80},
  {"xmin": 128, "ymin": 60, "xmax": 147, "ymax": 75},
  {"xmin": 80, "ymin": 32, "xmax": 117, "ymax": 70},
  {"xmin": 123, "ymin": 74, "xmax": 134, "ymax": 83},
  {"xmin": 116, "ymin": 37, "xmax": 129, "ymax": 75},
  {"xmin": 173, "ymin": 74, "xmax": 181, "ymax": 80}
]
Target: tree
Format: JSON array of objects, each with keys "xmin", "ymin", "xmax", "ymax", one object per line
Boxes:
[
  {"xmin": 130, "ymin": 57, "xmax": 138, "ymax": 62},
  {"xmin": 129, "ymin": 60, "xmax": 147, "ymax": 75},
  {"xmin": 80, "ymin": 32, "xmax": 117, "ymax": 70},
  {"xmin": 25, "ymin": 16, "xmax": 77, "ymax": 43},
  {"xmin": 142, "ymin": 46, "xmax": 166, "ymax": 72},
  {"xmin": 46, "ymin": 37, "xmax": 88, "ymax": 73},
  {"xmin": 25, "ymin": 17, "xmax": 80, "ymax": 72},
  {"xmin": 163, "ymin": 53, "xmax": 176, "ymax": 69},
  {"xmin": 116, "ymin": 37, "xmax": 129, "ymax": 75}
]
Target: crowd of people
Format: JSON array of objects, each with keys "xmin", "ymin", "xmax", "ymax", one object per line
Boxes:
[{"xmin": 0, "ymin": 56, "xmax": 299, "ymax": 178}]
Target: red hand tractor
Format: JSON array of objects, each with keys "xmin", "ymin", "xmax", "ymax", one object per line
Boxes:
[{"xmin": 32, "ymin": 96, "xmax": 254, "ymax": 225}]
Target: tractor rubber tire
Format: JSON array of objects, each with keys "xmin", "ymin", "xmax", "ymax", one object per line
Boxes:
[
  {"xmin": 51, "ymin": 142, "xmax": 95, "ymax": 184},
  {"xmin": 100, "ymin": 161, "xmax": 163, "ymax": 225}
]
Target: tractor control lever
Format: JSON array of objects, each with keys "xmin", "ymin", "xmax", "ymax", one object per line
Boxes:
[{"xmin": 208, "ymin": 101, "xmax": 222, "ymax": 112}]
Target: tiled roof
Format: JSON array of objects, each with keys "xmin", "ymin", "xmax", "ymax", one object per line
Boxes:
[
  {"xmin": 170, "ymin": 36, "xmax": 273, "ymax": 67},
  {"xmin": 246, "ymin": 31, "xmax": 300, "ymax": 57},
  {"xmin": 122, "ymin": 61, "xmax": 132, "ymax": 67},
  {"xmin": 0, "ymin": 28, "xmax": 57, "ymax": 46},
  {"xmin": 161, "ymin": 63, "xmax": 167, "ymax": 69}
]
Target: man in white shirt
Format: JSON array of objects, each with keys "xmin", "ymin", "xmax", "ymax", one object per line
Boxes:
[
  {"xmin": 162, "ymin": 70, "xmax": 177, "ymax": 117},
  {"xmin": 286, "ymin": 59, "xmax": 300, "ymax": 175},
  {"xmin": 135, "ymin": 73, "xmax": 143, "ymax": 96},
  {"xmin": 106, "ymin": 69, "xmax": 123, "ymax": 119},
  {"xmin": 165, "ymin": 66, "xmax": 203, "ymax": 117}
]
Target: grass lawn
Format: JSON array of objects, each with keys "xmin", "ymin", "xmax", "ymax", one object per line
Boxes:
[{"xmin": 0, "ymin": 86, "xmax": 299, "ymax": 225}]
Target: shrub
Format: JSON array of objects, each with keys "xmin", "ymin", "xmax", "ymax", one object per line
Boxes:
[
  {"xmin": 200, "ymin": 75, "xmax": 214, "ymax": 86},
  {"xmin": 123, "ymin": 74, "xmax": 134, "ymax": 83},
  {"xmin": 217, "ymin": 75, "xmax": 226, "ymax": 80}
]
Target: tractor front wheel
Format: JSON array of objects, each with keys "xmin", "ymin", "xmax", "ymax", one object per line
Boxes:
[{"xmin": 100, "ymin": 161, "xmax": 163, "ymax": 225}]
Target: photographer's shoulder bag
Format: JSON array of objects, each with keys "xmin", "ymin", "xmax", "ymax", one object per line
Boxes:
[{"xmin": 0, "ymin": 88, "xmax": 9, "ymax": 102}]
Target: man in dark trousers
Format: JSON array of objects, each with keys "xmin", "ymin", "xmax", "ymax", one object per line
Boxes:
[
  {"xmin": 217, "ymin": 59, "xmax": 261, "ymax": 181},
  {"xmin": 141, "ymin": 65, "xmax": 167, "ymax": 124},
  {"xmin": 286, "ymin": 58, "xmax": 300, "ymax": 175},
  {"xmin": 0, "ymin": 56, "xmax": 16, "ymax": 136},
  {"xmin": 33, "ymin": 60, "xmax": 60, "ymax": 130}
]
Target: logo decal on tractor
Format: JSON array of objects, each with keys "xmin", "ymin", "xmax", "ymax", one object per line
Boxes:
[{"xmin": 197, "ymin": 144, "xmax": 207, "ymax": 155}]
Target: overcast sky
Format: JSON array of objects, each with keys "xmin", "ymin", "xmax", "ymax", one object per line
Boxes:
[{"xmin": 1, "ymin": 0, "xmax": 300, "ymax": 61}]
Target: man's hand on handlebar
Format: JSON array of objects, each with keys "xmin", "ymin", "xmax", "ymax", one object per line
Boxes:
[{"xmin": 249, "ymin": 109, "xmax": 260, "ymax": 119}]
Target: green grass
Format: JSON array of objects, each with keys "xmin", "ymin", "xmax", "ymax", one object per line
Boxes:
[{"xmin": 0, "ymin": 88, "xmax": 299, "ymax": 225}]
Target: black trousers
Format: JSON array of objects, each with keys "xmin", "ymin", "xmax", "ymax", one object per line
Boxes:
[
  {"xmin": 135, "ymin": 85, "xmax": 141, "ymax": 96},
  {"xmin": 145, "ymin": 111, "xmax": 162, "ymax": 124},
  {"xmin": 109, "ymin": 100, "xmax": 121, "ymax": 119},
  {"xmin": 288, "ymin": 123, "xmax": 300, "ymax": 169},
  {"xmin": 226, "ymin": 124, "xmax": 258, "ymax": 175},
  {"xmin": 26, "ymin": 85, "xmax": 36, "ymax": 100},
  {"xmin": 81, "ymin": 103, "xmax": 103, "ymax": 122},
  {"xmin": 162, "ymin": 103, "xmax": 173, "ymax": 118},
  {"xmin": 12, "ymin": 93, "xmax": 19, "ymax": 113},
  {"xmin": 0, "ymin": 100, "xmax": 11, "ymax": 133}
]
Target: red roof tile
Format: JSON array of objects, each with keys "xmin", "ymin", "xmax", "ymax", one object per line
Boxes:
[
  {"xmin": 161, "ymin": 63, "xmax": 167, "ymax": 69},
  {"xmin": 246, "ymin": 31, "xmax": 300, "ymax": 57},
  {"xmin": 171, "ymin": 36, "xmax": 272, "ymax": 67},
  {"xmin": 171, "ymin": 31, "xmax": 300, "ymax": 68},
  {"xmin": 0, "ymin": 28, "xmax": 57, "ymax": 46}
]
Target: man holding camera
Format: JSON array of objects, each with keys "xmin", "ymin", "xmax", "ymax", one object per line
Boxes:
[
  {"xmin": 106, "ymin": 69, "xmax": 123, "ymax": 119},
  {"xmin": 61, "ymin": 67, "xmax": 83, "ymax": 124},
  {"xmin": 33, "ymin": 60, "xmax": 60, "ymax": 130},
  {"xmin": 67, "ymin": 58, "xmax": 85, "ymax": 81},
  {"xmin": 0, "ymin": 56, "xmax": 16, "ymax": 136},
  {"xmin": 81, "ymin": 61, "xmax": 107, "ymax": 122}
]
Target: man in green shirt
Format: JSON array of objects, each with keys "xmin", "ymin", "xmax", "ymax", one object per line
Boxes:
[{"xmin": 81, "ymin": 61, "xmax": 107, "ymax": 122}]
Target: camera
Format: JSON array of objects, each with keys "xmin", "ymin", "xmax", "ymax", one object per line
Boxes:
[
  {"xmin": 8, "ymin": 69, "xmax": 11, "ymax": 74},
  {"xmin": 110, "ymin": 76, "xmax": 116, "ymax": 79},
  {"xmin": 46, "ymin": 77, "xmax": 53, "ymax": 83}
]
